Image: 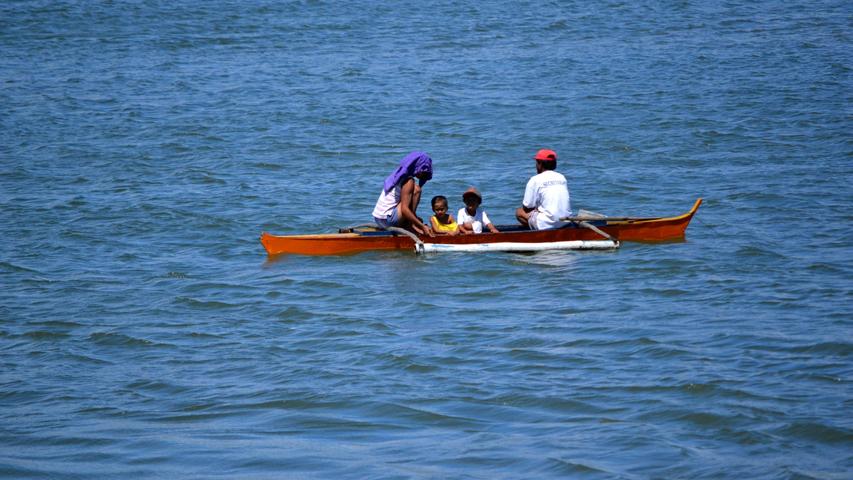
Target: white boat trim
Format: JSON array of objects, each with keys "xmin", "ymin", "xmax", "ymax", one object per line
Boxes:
[{"xmin": 418, "ymin": 240, "xmax": 619, "ymax": 254}]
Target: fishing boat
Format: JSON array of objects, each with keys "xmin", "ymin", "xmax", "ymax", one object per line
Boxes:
[{"xmin": 260, "ymin": 198, "xmax": 702, "ymax": 256}]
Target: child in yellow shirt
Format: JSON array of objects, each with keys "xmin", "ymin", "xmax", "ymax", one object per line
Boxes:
[{"xmin": 429, "ymin": 195, "xmax": 459, "ymax": 235}]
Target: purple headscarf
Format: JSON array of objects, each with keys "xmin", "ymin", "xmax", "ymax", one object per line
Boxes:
[{"xmin": 383, "ymin": 151, "xmax": 433, "ymax": 193}]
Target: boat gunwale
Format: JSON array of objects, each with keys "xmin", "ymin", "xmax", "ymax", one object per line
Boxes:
[{"xmin": 262, "ymin": 198, "xmax": 703, "ymax": 241}]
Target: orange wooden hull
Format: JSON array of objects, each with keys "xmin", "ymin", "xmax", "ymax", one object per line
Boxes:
[{"xmin": 261, "ymin": 198, "xmax": 702, "ymax": 256}]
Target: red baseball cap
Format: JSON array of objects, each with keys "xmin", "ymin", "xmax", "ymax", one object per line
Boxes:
[{"xmin": 534, "ymin": 149, "xmax": 557, "ymax": 161}]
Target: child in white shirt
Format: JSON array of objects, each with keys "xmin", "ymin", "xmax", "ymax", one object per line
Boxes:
[{"xmin": 457, "ymin": 187, "xmax": 500, "ymax": 234}]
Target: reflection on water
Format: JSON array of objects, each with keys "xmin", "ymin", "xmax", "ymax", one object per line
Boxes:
[{"xmin": 507, "ymin": 250, "xmax": 586, "ymax": 268}]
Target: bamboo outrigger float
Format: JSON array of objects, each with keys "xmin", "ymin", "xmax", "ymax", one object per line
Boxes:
[{"xmin": 260, "ymin": 198, "xmax": 702, "ymax": 256}]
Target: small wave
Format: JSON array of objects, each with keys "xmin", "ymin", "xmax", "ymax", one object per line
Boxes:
[
  {"xmin": 185, "ymin": 331, "xmax": 224, "ymax": 340},
  {"xmin": 636, "ymin": 287, "xmax": 691, "ymax": 297},
  {"xmin": 631, "ymin": 343, "xmax": 692, "ymax": 359},
  {"xmin": 23, "ymin": 330, "xmax": 71, "ymax": 340},
  {"xmin": 125, "ymin": 379, "xmax": 190, "ymax": 396},
  {"xmin": 626, "ymin": 258, "xmax": 702, "ymax": 273},
  {"xmin": 775, "ymin": 421, "xmax": 853, "ymax": 444},
  {"xmin": 0, "ymin": 261, "xmax": 42, "ymax": 274},
  {"xmin": 76, "ymin": 405, "xmax": 127, "ymax": 416},
  {"xmin": 677, "ymin": 411, "xmax": 735, "ymax": 428},
  {"xmin": 239, "ymin": 398, "xmax": 338, "ymax": 411},
  {"xmin": 287, "ymin": 414, "xmax": 385, "ymax": 432},
  {"xmin": 735, "ymin": 244, "xmax": 788, "ymax": 260},
  {"xmin": 725, "ymin": 190, "xmax": 788, "ymax": 202},
  {"xmin": 39, "ymin": 434, "xmax": 115, "ymax": 448},
  {"xmin": 87, "ymin": 332, "xmax": 173, "ymax": 349},
  {"xmin": 501, "ymin": 337, "xmax": 551, "ymax": 349},
  {"xmin": 276, "ymin": 305, "xmax": 312, "ymax": 321},
  {"xmin": 540, "ymin": 457, "xmax": 609, "ymax": 476},
  {"xmin": 678, "ymin": 383, "xmax": 721, "ymax": 396},
  {"xmin": 189, "ymin": 172, "xmax": 227, "ymax": 185},
  {"xmin": 154, "ymin": 410, "xmax": 239, "ymax": 424},
  {"xmin": 370, "ymin": 402, "xmax": 482, "ymax": 428},
  {"xmin": 789, "ymin": 341, "xmax": 852, "ymax": 356},
  {"xmin": 484, "ymin": 393, "xmax": 604, "ymax": 416},
  {"xmin": 747, "ymin": 341, "xmax": 852, "ymax": 357},
  {"xmin": 66, "ymin": 353, "xmax": 113, "ymax": 365},
  {"xmin": 251, "ymin": 162, "xmax": 283, "ymax": 171},
  {"xmin": 297, "ymin": 279, "xmax": 348, "ymax": 289},
  {"xmin": 27, "ymin": 320, "xmax": 84, "ymax": 329},
  {"xmin": 374, "ymin": 352, "xmax": 438, "ymax": 373},
  {"xmin": 173, "ymin": 296, "xmax": 242, "ymax": 309}
]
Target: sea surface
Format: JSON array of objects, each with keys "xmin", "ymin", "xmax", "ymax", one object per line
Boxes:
[{"xmin": 1, "ymin": 1, "xmax": 851, "ymax": 478}]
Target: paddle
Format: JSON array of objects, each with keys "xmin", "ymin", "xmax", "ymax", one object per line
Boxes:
[{"xmin": 558, "ymin": 218, "xmax": 620, "ymax": 246}]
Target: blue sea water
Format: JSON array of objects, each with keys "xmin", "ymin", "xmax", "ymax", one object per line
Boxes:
[{"xmin": 1, "ymin": 1, "xmax": 851, "ymax": 478}]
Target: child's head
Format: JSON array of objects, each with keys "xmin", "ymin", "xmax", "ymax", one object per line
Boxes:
[
  {"xmin": 462, "ymin": 187, "xmax": 482, "ymax": 212},
  {"xmin": 431, "ymin": 195, "xmax": 448, "ymax": 214}
]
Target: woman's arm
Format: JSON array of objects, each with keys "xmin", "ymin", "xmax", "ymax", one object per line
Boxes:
[
  {"xmin": 412, "ymin": 182, "xmax": 422, "ymax": 216},
  {"xmin": 400, "ymin": 178, "xmax": 433, "ymax": 236}
]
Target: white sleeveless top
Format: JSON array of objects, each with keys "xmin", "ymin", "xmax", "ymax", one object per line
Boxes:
[{"xmin": 372, "ymin": 180, "xmax": 403, "ymax": 219}]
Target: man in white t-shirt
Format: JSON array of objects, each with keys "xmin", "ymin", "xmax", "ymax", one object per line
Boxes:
[{"xmin": 515, "ymin": 148, "xmax": 571, "ymax": 230}]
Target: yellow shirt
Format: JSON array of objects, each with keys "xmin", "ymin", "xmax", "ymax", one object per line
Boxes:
[{"xmin": 430, "ymin": 215, "xmax": 458, "ymax": 233}]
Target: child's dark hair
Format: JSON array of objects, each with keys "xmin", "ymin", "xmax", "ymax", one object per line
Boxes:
[{"xmin": 431, "ymin": 195, "xmax": 447, "ymax": 208}]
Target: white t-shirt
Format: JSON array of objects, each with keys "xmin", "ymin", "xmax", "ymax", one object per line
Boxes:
[
  {"xmin": 456, "ymin": 208, "xmax": 492, "ymax": 234},
  {"xmin": 372, "ymin": 181, "xmax": 402, "ymax": 219},
  {"xmin": 522, "ymin": 170, "xmax": 571, "ymax": 229}
]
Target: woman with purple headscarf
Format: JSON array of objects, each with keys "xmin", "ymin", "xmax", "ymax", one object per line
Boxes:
[{"xmin": 372, "ymin": 151, "xmax": 435, "ymax": 237}]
